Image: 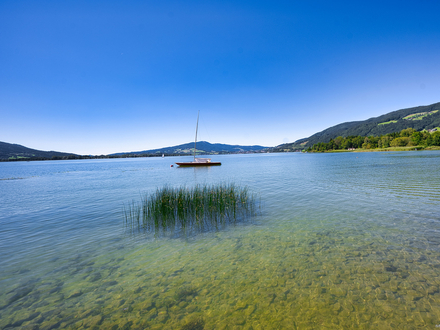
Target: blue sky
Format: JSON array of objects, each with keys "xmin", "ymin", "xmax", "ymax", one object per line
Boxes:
[{"xmin": 1, "ymin": 0, "xmax": 440, "ymax": 154}]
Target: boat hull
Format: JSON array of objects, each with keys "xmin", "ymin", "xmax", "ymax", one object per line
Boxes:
[{"xmin": 175, "ymin": 162, "xmax": 221, "ymax": 167}]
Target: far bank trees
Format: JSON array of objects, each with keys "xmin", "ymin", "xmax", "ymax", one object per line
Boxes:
[{"xmin": 307, "ymin": 128, "xmax": 440, "ymax": 152}]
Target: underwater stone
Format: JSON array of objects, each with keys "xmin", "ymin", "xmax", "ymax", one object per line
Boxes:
[
  {"xmin": 147, "ymin": 308, "xmax": 157, "ymax": 320},
  {"xmin": 78, "ymin": 309, "xmax": 94, "ymax": 319},
  {"xmin": 427, "ymin": 286, "xmax": 439, "ymax": 295},
  {"xmin": 157, "ymin": 311, "xmax": 169, "ymax": 323},
  {"xmin": 180, "ymin": 316, "xmax": 205, "ymax": 330},
  {"xmin": 385, "ymin": 265, "xmax": 398, "ymax": 272},
  {"xmin": 245, "ymin": 305, "xmax": 256, "ymax": 316},
  {"xmin": 329, "ymin": 287, "xmax": 346, "ymax": 297},
  {"xmin": 68, "ymin": 291, "xmax": 83, "ymax": 299},
  {"xmin": 178, "ymin": 301, "xmax": 188, "ymax": 309},
  {"xmin": 235, "ymin": 300, "xmax": 247, "ymax": 310},
  {"xmin": 231, "ymin": 314, "xmax": 246, "ymax": 325},
  {"xmin": 332, "ymin": 302, "xmax": 341, "ymax": 312},
  {"xmin": 89, "ymin": 272, "xmax": 102, "ymax": 282},
  {"xmin": 103, "ymin": 280, "xmax": 118, "ymax": 287},
  {"xmin": 18, "ymin": 325, "xmax": 40, "ymax": 330},
  {"xmin": 11, "ymin": 312, "xmax": 40, "ymax": 327},
  {"xmin": 389, "ymin": 280, "xmax": 399, "ymax": 292},
  {"xmin": 199, "ymin": 289, "xmax": 209, "ymax": 296},
  {"xmin": 381, "ymin": 304, "xmax": 394, "ymax": 314},
  {"xmin": 186, "ymin": 304, "xmax": 197, "ymax": 313},
  {"xmin": 120, "ymin": 320, "xmax": 133, "ymax": 330},
  {"xmin": 377, "ymin": 293, "xmax": 387, "ymax": 300},
  {"xmin": 84, "ymin": 315, "xmax": 103, "ymax": 328},
  {"xmin": 7, "ymin": 286, "xmax": 34, "ymax": 304},
  {"xmin": 49, "ymin": 286, "xmax": 62, "ymax": 294},
  {"xmin": 40, "ymin": 320, "xmax": 62, "ymax": 330},
  {"xmin": 40, "ymin": 308, "xmax": 61, "ymax": 321},
  {"xmin": 317, "ymin": 287, "xmax": 327, "ymax": 294},
  {"xmin": 339, "ymin": 309, "xmax": 350, "ymax": 318}
]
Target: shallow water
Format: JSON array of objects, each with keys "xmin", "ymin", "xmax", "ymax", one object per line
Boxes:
[{"xmin": 1, "ymin": 152, "xmax": 440, "ymax": 329}]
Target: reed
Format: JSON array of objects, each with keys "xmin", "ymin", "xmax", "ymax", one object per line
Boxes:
[{"xmin": 125, "ymin": 183, "xmax": 259, "ymax": 236}]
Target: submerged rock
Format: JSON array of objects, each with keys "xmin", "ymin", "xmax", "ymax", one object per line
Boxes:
[
  {"xmin": 7, "ymin": 286, "xmax": 34, "ymax": 304},
  {"xmin": 103, "ymin": 280, "xmax": 118, "ymax": 287},
  {"xmin": 181, "ymin": 317, "xmax": 205, "ymax": 330},
  {"xmin": 88, "ymin": 272, "xmax": 102, "ymax": 282},
  {"xmin": 10, "ymin": 312, "xmax": 40, "ymax": 327},
  {"xmin": 86, "ymin": 315, "xmax": 103, "ymax": 327},
  {"xmin": 68, "ymin": 291, "xmax": 83, "ymax": 299}
]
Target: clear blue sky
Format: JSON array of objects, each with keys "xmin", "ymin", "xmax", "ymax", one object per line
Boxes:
[{"xmin": 1, "ymin": 0, "xmax": 439, "ymax": 155}]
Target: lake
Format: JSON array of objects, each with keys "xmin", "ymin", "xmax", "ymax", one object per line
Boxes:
[{"xmin": 1, "ymin": 151, "xmax": 440, "ymax": 329}]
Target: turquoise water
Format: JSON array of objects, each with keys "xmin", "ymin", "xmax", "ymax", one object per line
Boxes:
[{"xmin": 1, "ymin": 152, "xmax": 440, "ymax": 329}]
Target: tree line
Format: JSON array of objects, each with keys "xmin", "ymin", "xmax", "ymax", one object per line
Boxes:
[
  {"xmin": 0, "ymin": 153, "xmax": 182, "ymax": 162},
  {"xmin": 306, "ymin": 128, "xmax": 440, "ymax": 152}
]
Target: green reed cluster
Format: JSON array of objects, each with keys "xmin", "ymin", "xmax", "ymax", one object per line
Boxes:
[{"xmin": 124, "ymin": 183, "xmax": 259, "ymax": 236}]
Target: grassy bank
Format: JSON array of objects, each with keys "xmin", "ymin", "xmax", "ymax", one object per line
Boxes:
[
  {"xmin": 332, "ymin": 146, "xmax": 440, "ymax": 152},
  {"xmin": 124, "ymin": 183, "xmax": 259, "ymax": 236},
  {"xmin": 337, "ymin": 147, "xmax": 420, "ymax": 152},
  {"xmin": 312, "ymin": 145, "xmax": 440, "ymax": 153}
]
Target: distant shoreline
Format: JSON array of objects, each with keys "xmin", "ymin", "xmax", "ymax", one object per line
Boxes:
[
  {"xmin": 0, "ymin": 151, "xmax": 268, "ymax": 162},
  {"xmin": 305, "ymin": 146, "xmax": 440, "ymax": 153},
  {"xmin": 3, "ymin": 147, "xmax": 440, "ymax": 162}
]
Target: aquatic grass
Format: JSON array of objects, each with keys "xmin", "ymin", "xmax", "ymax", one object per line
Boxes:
[
  {"xmin": 125, "ymin": 183, "xmax": 259, "ymax": 236},
  {"xmin": 123, "ymin": 201, "xmax": 141, "ymax": 229}
]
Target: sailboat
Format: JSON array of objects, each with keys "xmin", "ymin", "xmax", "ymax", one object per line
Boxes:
[{"xmin": 175, "ymin": 112, "xmax": 222, "ymax": 167}]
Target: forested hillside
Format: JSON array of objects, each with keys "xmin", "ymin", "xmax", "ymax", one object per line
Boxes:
[
  {"xmin": 307, "ymin": 127, "xmax": 440, "ymax": 152},
  {"xmin": 0, "ymin": 142, "xmax": 77, "ymax": 160},
  {"xmin": 1, "ymin": 140, "xmax": 268, "ymax": 161},
  {"xmin": 275, "ymin": 102, "xmax": 440, "ymax": 151},
  {"xmin": 111, "ymin": 141, "xmax": 268, "ymax": 156}
]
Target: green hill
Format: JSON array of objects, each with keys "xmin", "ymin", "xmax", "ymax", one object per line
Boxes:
[
  {"xmin": 1, "ymin": 140, "xmax": 268, "ymax": 161},
  {"xmin": 111, "ymin": 141, "xmax": 268, "ymax": 156},
  {"xmin": 275, "ymin": 102, "xmax": 440, "ymax": 151},
  {"xmin": 0, "ymin": 142, "xmax": 77, "ymax": 160}
]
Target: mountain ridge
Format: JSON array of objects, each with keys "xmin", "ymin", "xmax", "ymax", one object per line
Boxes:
[
  {"xmin": 275, "ymin": 102, "xmax": 440, "ymax": 151},
  {"xmin": 3, "ymin": 102, "xmax": 440, "ymax": 159},
  {"xmin": 0, "ymin": 141, "xmax": 268, "ymax": 161},
  {"xmin": 0, "ymin": 141, "xmax": 77, "ymax": 160},
  {"xmin": 110, "ymin": 141, "xmax": 268, "ymax": 156}
]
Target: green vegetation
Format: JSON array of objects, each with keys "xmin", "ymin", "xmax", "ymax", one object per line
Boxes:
[
  {"xmin": 378, "ymin": 120, "xmax": 397, "ymax": 126},
  {"xmin": 306, "ymin": 127, "xmax": 440, "ymax": 152},
  {"xmin": 275, "ymin": 102, "xmax": 440, "ymax": 151},
  {"xmin": 403, "ymin": 110, "xmax": 438, "ymax": 120},
  {"xmin": 124, "ymin": 183, "xmax": 259, "ymax": 236},
  {"xmin": 422, "ymin": 126, "xmax": 440, "ymax": 133},
  {"xmin": 8, "ymin": 156, "xmax": 29, "ymax": 160},
  {"xmin": 112, "ymin": 141, "xmax": 268, "ymax": 157},
  {"xmin": 1, "ymin": 140, "xmax": 268, "ymax": 161}
]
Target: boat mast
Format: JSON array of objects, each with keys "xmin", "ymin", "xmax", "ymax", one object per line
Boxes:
[{"xmin": 194, "ymin": 111, "xmax": 199, "ymax": 161}]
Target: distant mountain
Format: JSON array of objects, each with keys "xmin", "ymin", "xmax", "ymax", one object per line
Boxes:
[
  {"xmin": 0, "ymin": 140, "xmax": 268, "ymax": 161},
  {"xmin": 0, "ymin": 141, "xmax": 77, "ymax": 160},
  {"xmin": 111, "ymin": 141, "xmax": 268, "ymax": 156},
  {"xmin": 275, "ymin": 102, "xmax": 440, "ymax": 151}
]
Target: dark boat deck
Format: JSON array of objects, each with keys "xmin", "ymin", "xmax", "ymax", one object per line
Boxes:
[{"xmin": 175, "ymin": 162, "xmax": 221, "ymax": 167}]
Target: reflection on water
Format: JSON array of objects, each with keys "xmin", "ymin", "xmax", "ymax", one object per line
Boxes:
[{"xmin": 1, "ymin": 152, "xmax": 440, "ymax": 329}]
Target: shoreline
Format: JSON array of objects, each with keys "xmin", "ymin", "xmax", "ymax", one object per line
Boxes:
[{"xmin": 307, "ymin": 146, "xmax": 440, "ymax": 153}]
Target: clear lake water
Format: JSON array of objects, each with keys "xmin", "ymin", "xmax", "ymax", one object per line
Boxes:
[{"xmin": 1, "ymin": 151, "xmax": 440, "ymax": 329}]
